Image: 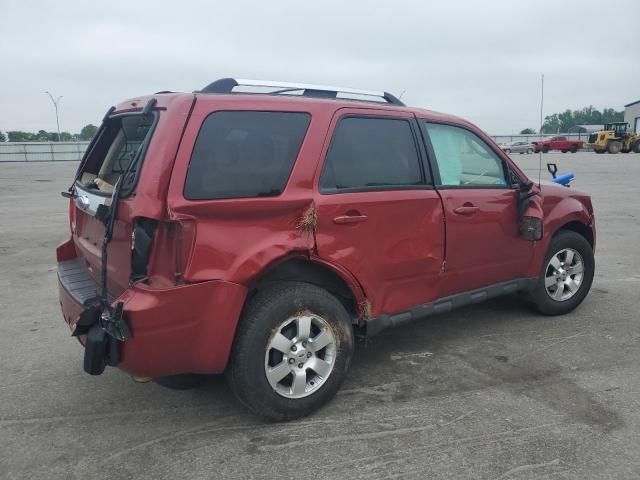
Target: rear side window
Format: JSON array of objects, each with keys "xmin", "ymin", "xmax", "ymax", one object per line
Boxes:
[
  {"xmin": 184, "ymin": 111, "xmax": 310, "ymax": 200},
  {"xmin": 77, "ymin": 114, "xmax": 155, "ymax": 197},
  {"xmin": 320, "ymin": 117, "xmax": 424, "ymax": 192}
]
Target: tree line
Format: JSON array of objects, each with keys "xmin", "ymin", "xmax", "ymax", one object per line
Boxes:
[
  {"xmin": 519, "ymin": 105, "xmax": 624, "ymax": 135},
  {"xmin": 0, "ymin": 124, "xmax": 97, "ymax": 142},
  {"xmin": 1, "ymin": 105, "xmax": 625, "ymax": 141}
]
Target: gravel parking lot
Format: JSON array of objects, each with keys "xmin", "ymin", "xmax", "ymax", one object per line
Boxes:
[{"xmin": 1, "ymin": 152, "xmax": 639, "ymax": 480}]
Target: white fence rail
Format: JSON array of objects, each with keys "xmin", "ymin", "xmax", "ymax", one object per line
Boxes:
[
  {"xmin": 489, "ymin": 133, "xmax": 593, "ymax": 145},
  {"xmin": 0, "ymin": 142, "xmax": 90, "ymax": 162},
  {"xmin": 0, "ymin": 133, "xmax": 596, "ymax": 163}
]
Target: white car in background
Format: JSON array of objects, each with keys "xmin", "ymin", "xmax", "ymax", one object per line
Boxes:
[{"xmin": 500, "ymin": 140, "xmax": 534, "ymax": 154}]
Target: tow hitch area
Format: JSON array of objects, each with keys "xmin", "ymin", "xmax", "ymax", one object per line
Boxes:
[{"xmin": 73, "ymin": 300, "xmax": 131, "ymax": 375}]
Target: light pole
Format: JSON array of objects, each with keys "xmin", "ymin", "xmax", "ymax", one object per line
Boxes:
[{"xmin": 44, "ymin": 91, "xmax": 62, "ymax": 142}]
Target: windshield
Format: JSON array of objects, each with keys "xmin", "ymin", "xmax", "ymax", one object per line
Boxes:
[
  {"xmin": 77, "ymin": 113, "xmax": 155, "ymax": 196},
  {"xmin": 605, "ymin": 123, "xmax": 627, "ymax": 135}
]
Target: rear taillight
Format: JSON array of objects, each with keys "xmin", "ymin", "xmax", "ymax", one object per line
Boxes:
[
  {"xmin": 172, "ymin": 219, "xmax": 195, "ymax": 283},
  {"xmin": 135, "ymin": 219, "xmax": 195, "ymax": 286},
  {"xmin": 130, "ymin": 218, "xmax": 158, "ymax": 282}
]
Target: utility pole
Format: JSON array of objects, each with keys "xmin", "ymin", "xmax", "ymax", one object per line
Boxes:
[{"xmin": 44, "ymin": 91, "xmax": 62, "ymax": 142}]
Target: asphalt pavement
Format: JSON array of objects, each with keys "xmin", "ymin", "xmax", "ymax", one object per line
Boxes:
[{"xmin": 1, "ymin": 152, "xmax": 639, "ymax": 479}]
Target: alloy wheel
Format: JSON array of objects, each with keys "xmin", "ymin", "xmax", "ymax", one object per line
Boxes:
[
  {"xmin": 264, "ymin": 313, "xmax": 337, "ymax": 399},
  {"xmin": 544, "ymin": 248, "xmax": 584, "ymax": 301}
]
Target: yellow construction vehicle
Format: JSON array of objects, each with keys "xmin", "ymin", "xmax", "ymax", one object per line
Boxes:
[{"xmin": 586, "ymin": 122, "xmax": 640, "ymax": 154}]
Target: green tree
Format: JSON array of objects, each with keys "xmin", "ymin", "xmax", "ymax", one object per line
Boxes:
[
  {"xmin": 541, "ymin": 106, "xmax": 623, "ymax": 133},
  {"xmin": 520, "ymin": 128, "xmax": 536, "ymax": 134},
  {"xmin": 35, "ymin": 130, "xmax": 51, "ymax": 141},
  {"xmin": 79, "ymin": 124, "xmax": 98, "ymax": 140},
  {"xmin": 7, "ymin": 131, "xmax": 35, "ymax": 142},
  {"xmin": 0, "ymin": 131, "xmax": 6, "ymax": 142}
]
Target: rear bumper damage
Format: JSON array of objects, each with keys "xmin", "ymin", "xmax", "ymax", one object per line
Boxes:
[{"xmin": 56, "ymin": 239, "xmax": 248, "ymax": 378}]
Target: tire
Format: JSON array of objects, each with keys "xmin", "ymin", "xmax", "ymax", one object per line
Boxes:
[
  {"xmin": 633, "ymin": 141, "xmax": 640, "ymax": 153},
  {"xmin": 570, "ymin": 145, "xmax": 578, "ymax": 153},
  {"xmin": 542, "ymin": 145, "xmax": 550, "ymax": 153},
  {"xmin": 527, "ymin": 230, "xmax": 594, "ymax": 316},
  {"xmin": 527, "ymin": 149, "xmax": 533, "ymax": 154},
  {"xmin": 227, "ymin": 282, "xmax": 354, "ymax": 420},
  {"xmin": 154, "ymin": 374, "xmax": 207, "ymax": 390},
  {"xmin": 607, "ymin": 141, "xmax": 622, "ymax": 154}
]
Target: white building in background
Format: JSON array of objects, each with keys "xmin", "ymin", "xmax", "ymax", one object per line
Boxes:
[{"xmin": 624, "ymin": 99, "xmax": 640, "ymax": 133}]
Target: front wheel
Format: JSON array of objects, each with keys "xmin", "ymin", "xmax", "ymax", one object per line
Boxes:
[
  {"xmin": 527, "ymin": 230, "xmax": 594, "ymax": 315},
  {"xmin": 607, "ymin": 141, "xmax": 622, "ymax": 154},
  {"xmin": 227, "ymin": 282, "xmax": 354, "ymax": 420}
]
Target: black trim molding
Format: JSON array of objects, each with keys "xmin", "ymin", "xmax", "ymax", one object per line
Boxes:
[{"xmin": 366, "ymin": 277, "xmax": 537, "ymax": 336}]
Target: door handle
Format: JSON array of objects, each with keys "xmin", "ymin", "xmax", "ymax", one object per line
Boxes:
[
  {"xmin": 453, "ymin": 205, "xmax": 479, "ymax": 215},
  {"xmin": 333, "ymin": 214, "xmax": 368, "ymax": 224}
]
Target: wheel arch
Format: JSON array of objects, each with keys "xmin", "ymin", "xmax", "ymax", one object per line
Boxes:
[
  {"xmin": 554, "ymin": 220, "xmax": 594, "ymax": 248},
  {"xmin": 528, "ymin": 200, "xmax": 594, "ymax": 278},
  {"xmin": 247, "ymin": 255, "xmax": 366, "ymax": 323}
]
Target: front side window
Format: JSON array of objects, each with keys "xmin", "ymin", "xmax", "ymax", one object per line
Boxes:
[
  {"xmin": 320, "ymin": 116, "xmax": 424, "ymax": 192},
  {"xmin": 421, "ymin": 123, "xmax": 507, "ymax": 187},
  {"xmin": 184, "ymin": 111, "xmax": 310, "ymax": 200}
]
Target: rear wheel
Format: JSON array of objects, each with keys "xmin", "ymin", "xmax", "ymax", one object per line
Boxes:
[
  {"xmin": 227, "ymin": 282, "xmax": 354, "ymax": 420},
  {"xmin": 527, "ymin": 230, "xmax": 594, "ymax": 315},
  {"xmin": 607, "ymin": 141, "xmax": 622, "ymax": 154}
]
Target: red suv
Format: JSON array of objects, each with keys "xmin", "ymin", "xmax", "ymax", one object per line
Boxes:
[{"xmin": 56, "ymin": 78, "xmax": 595, "ymax": 420}]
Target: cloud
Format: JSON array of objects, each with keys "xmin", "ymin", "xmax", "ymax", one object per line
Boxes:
[{"xmin": 1, "ymin": 0, "xmax": 638, "ymax": 134}]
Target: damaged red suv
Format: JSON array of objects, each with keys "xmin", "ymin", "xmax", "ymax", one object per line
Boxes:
[{"xmin": 56, "ymin": 78, "xmax": 595, "ymax": 420}]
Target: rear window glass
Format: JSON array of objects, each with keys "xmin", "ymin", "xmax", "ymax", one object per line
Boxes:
[
  {"xmin": 184, "ymin": 111, "xmax": 310, "ymax": 200},
  {"xmin": 320, "ymin": 116, "xmax": 424, "ymax": 192},
  {"xmin": 77, "ymin": 114, "xmax": 155, "ymax": 196}
]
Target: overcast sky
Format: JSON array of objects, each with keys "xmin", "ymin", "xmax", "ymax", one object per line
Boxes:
[{"xmin": 1, "ymin": 0, "xmax": 638, "ymax": 134}]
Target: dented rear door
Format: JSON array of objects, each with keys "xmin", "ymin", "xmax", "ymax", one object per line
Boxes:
[{"xmin": 314, "ymin": 108, "xmax": 445, "ymax": 318}]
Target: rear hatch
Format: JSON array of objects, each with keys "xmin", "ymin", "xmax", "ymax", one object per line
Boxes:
[{"xmin": 71, "ymin": 107, "xmax": 157, "ymax": 296}]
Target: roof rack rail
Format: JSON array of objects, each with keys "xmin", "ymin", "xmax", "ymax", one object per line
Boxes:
[{"xmin": 198, "ymin": 78, "xmax": 405, "ymax": 106}]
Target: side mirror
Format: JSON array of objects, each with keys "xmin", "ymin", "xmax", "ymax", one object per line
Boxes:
[
  {"xmin": 515, "ymin": 179, "xmax": 544, "ymax": 241},
  {"xmin": 520, "ymin": 216, "xmax": 543, "ymax": 241}
]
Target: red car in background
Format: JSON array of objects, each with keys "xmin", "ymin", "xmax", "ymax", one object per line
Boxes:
[
  {"xmin": 56, "ymin": 78, "xmax": 596, "ymax": 420},
  {"xmin": 533, "ymin": 136, "xmax": 583, "ymax": 153}
]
